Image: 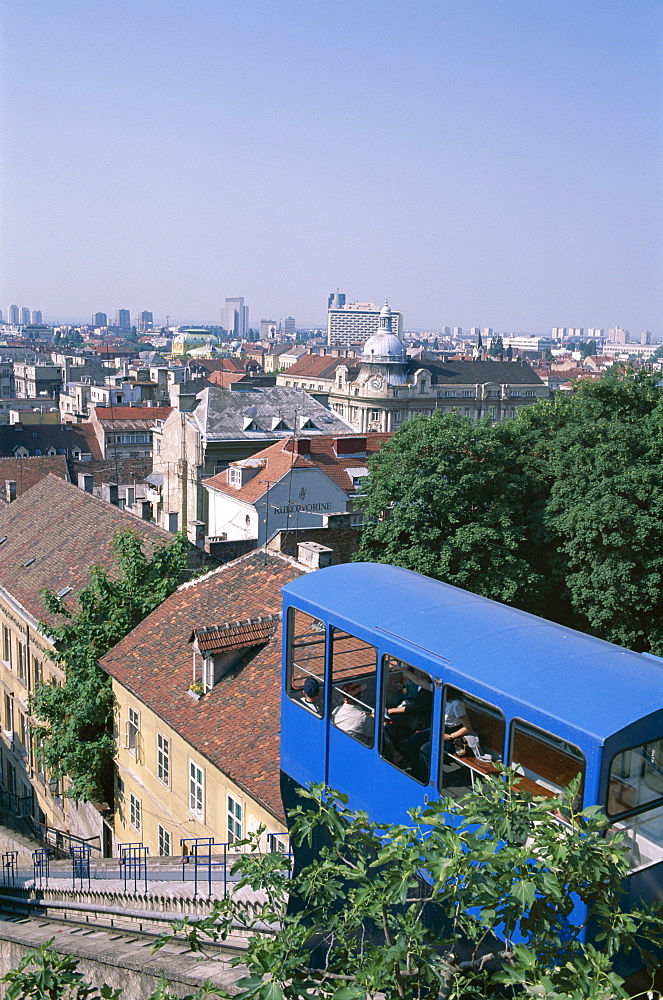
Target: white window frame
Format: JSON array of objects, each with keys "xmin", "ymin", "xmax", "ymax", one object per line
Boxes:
[
  {"xmin": 2, "ymin": 625, "xmax": 11, "ymax": 665},
  {"xmin": 158, "ymin": 824, "xmax": 171, "ymax": 856},
  {"xmin": 129, "ymin": 792, "xmax": 141, "ymax": 832},
  {"xmin": 127, "ymin": 706, "xmax": 139, "ymax": 754},
  {"xmin": 17, "ymin": 642, "xmax": 26, "ymax": 684},
  {"xmin": 227, "ymin": 794, "xmax": 243, "ymax": 845},
  {"xmin": 157, "ymin": 733, "xmax": 170, "ymax": 786},
  {"xmin": 189, "ymin": 760, "xmax": 204, "ymax": 819}
]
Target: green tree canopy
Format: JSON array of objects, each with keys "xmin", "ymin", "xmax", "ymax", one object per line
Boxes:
[
  {"xmin": 32, "ymin": 530, "xmax": 193, "ymax": 802},
  {"xmin": 356, "ymin": 369, "xmax": 663, "ymax": 654}
]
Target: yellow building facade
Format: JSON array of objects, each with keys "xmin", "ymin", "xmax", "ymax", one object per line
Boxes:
[{"xmin": 112, "ymin": 680, "xmax": 286, "ymax": 856}]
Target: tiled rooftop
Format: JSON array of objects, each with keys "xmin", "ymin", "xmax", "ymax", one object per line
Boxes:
[
  {"xmin": 0, "ymin": 424, "xmax": 102, "ymax": 460},
  {"xmin": 101, "ymin": 550, "xmax": 305, "ymax": 822},
  {"xmin": 192, "ymin": 614, "xmax": 280, "ymax": 653},
  {"xmin": 204, "ymin": 433, "xmax": 390, "ymax": 505},
  {"xmin": 0, "ymin": 456, "xmax": 69, "ymax": 503},
  {"xmin": 0, "ymin": 474, "xmax": 174, "ymax": 626}
]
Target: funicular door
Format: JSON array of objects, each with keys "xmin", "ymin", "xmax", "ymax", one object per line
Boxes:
[
  {"xmin": 326, "ymin": 625, "xmax": 381, "ymax": 813},
  {"xmin": 281, "ymin": 606, "xmax": 329, "ymax": 799}
]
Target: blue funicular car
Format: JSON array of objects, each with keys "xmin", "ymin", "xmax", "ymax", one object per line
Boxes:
[{"xmin": 281, "ymin": 562, "xmax": 663, "ymax": 919}]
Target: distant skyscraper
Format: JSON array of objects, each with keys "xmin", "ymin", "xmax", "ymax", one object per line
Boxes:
[
  {"xmin": 567, "ymin": 327, "xmax": 584, "ymax": 339},
  {"xmin": 93, "ymin": 312, "xmax": 108, "ymax": 328},
  {"xmin": 551, "ymin": 327, "xmax": 567, "ymax": 339},
  {"xmin": 0, "ymin": 309, "xmax": 3, "ymax": 323},
  {"xmin": 453, "ymin": 327, "xmax": 462, "ymax": 337},
  {"xmin": 20, "ymin": 307, "xmax": 30, "ymax": 325},
  {"xmin": 31, "ymin": 310, "xmax": 42, "ymax": 324},
  {"xmin": 8, "ymin": 305, "xmax": 19, "ymax": 326},
  {"xmin": 116, "ymin": 309, "xmax": 131, "ymax": 330},
  {"xmin": 328, "ymin": 290, "xmax": 346, "ymax": 309},
  {"xmin": 641, "ymin": 330, "xmax": 652, "ymax": 345},
  {"xmin": 220, "ymin": 297, "xmax": 248, "ymax": 340},
  {"xmin": 327, "ymin": 300, "xmax": 403, "ymax": 348},
  {"xmin": 284, "ymin": 316, "xmax": 296, "ymax": 338},
  {"xmin": 469, "ymin": 327, "xmax": 480, "ymax": 339},
  {"xmin": 138, "ymin": 311, "xmax": 154, "ymax": 332},
  {"xmin": 587, "ymin": 328, "xmax": 604, "ymax": 340}
]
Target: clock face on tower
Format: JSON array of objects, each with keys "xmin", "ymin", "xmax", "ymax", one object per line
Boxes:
[{"xmin": 370, "ymin": 375, "xmax": 384, "ymax": 390}]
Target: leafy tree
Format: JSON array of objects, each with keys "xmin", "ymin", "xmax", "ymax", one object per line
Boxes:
[
  {"xmin": 156, "ymin": 774, "xmax": 663, "ymax": 1000},
  {"xmin": 357, "ymin": 369, "xmax": 663, "ymax": 655},
  {"xmin": 355, "ymin": 411, "xmax": 547, "ymax": 610},
  {"xmin": 31, "ymin": 530, "xmax": 193, "ymax": 802}
]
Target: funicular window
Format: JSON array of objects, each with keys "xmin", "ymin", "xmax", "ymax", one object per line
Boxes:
[
  {"xmin": 330, "ymin": 629, "xmax": 376, "ymax": 747},
  {"xmin": 439, "ymin": 686, "xmax": 505, "ymax": 799},
  {"xmin": 509, "ymin": 720, "xmax": 584, "ymax": 806},
  {"xmin": 608, "ymin": 739, "xmax": 663, "ymax": 872},
  {"xmin": 380, "ymin": 656, "xmax": 434, "ymax": 785},
  {"xmin": 287, "ymin": 608, "xmax": 326, "ymax": 717}
]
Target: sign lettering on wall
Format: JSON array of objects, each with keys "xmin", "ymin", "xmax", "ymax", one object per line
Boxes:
[{"xmin": 272, "ymin": 502, "xmax": 333, "ymax": 515}]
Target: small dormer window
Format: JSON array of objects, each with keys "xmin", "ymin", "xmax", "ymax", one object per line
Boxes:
[{"xmin": 228, "ymin": 467, "xmax": 242, "ymax": 487}]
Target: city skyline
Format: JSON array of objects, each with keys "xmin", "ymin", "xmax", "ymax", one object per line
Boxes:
[{"xmin": 1, "ymin": 0, "xmax": 661, "ymax": 334}]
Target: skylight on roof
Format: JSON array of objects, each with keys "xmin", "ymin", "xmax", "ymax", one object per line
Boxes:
[
  {"xmin": 0, "ymin": 537, "xmax": 6, "ymax": 545},
  {"xmin": 23, "ymin": 558, "xmax": 35, "ymax": 567},
  {"xmin": 57, "ymin": 586, "xmax": 72, "ymax": 598}
]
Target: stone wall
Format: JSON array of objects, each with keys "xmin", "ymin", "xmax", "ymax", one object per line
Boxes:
[{"xmin": 0, "ymin": 922, "xmax": 241, "ymax": 999}]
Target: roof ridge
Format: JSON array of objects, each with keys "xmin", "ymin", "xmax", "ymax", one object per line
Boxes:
[{"xmin": 177, "ymin": 545, "xmax": 310, "ymax": 591}]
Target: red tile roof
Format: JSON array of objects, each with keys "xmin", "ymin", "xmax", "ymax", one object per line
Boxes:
[
  {"xmin": 90, "ymin": 406, "xmax": 172, "ymax": 422},
  {"xmin": 283, "ymin": 355, "xmax": 359, "ymax": 379},
  {"xmin": 192, "ymin": 614, "xmax": 280, "ymax": 653},
  {"xmin": 0, "ymin": 474, "xmax": 174, "ymax": 626},
  {"xmin": 204, "ymin": 433, "xmax": 390, "ymax": 505},
  {"xmin": 0, "ymin": 456, "xmax": 69, "ymax": 503},
  {"xmin": 101, "ymin": 550, "xmax": 305, "ymax": 821}
]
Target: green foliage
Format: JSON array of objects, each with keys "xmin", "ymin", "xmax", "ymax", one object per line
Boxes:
[
  {"xmin": 157, "ymin": 775, "xmax": 663, "ymax": 1000},
  {"xmin": 355, "ymin": 410, "xmax": 548, "ymax": 610},
  {"xmin": 1, "ymin": 940, "xmax": 122, "ymax": 999},
  {"xmin": 0, "ymin": 941, "xmax": 224, "ymax": 999},
  {"xmin": 356, "ymin": 369, "xmax": 663, "ymax": 654},
  {"xmin": 31, "ymin": 530, "xmax": 192, "ymax": 802}
]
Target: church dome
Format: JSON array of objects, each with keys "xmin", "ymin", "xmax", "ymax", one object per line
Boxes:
[
  {"xmin": 361, "ymin": 300, "xmax": 406, "ymax": 363},
  {"xmin": 361, "ymin": 331, "xmax": 407, "ymax": 364}
]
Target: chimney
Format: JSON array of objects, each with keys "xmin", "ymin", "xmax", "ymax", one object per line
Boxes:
[
  {"xmin": 293, "ymin": 438, "xmax": 311, "ymax": 456},
  {"xmin": 187, "ymin": 520, "xmax": 206, "ymax": 548},
  {"xmin": 77, "ymin": 473, "xmax": 94, "ymax": 493},
  {"xmin": 297, "ymin": 541, "xmax": 334, "ymax": 569},
  {"xmin": 5, "ymin": 480, "xmax": 16, "ymax": 503},
  {"xmin": 102, "ymin": 483, "xmax": 119, "ymax": 506}
]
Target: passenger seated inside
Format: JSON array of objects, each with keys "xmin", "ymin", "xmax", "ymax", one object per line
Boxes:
[
  {"xmin": 332, "ymin": 682, "xmax": 374, "ymax": 746},
  {"xmin": 385, "ymin": 669, "xmax": 434, "ymax": 782},
  {"xmin": 443, "ymin": 696, "xmax": 473, "ymax": 753},
  {"xmin": 300, "ymin": 677, "xmax": 323, "ymax": 716}
]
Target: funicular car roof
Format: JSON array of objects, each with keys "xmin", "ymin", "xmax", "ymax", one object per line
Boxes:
[{"xmin": 283, "ymin": 562, "xmax": 663, "ymax": 744}]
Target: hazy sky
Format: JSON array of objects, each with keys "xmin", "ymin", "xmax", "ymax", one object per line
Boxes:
[{"xmin": 1, "ymin": 0, "xmax": 661, "ymax": 333}]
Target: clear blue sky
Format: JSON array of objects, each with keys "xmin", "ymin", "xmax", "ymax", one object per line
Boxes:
[{"xmin": 1, "ymin": 0, "xmax": 661, "ymax": 333}]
